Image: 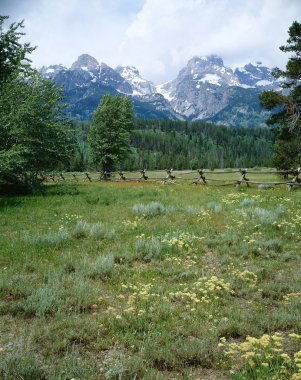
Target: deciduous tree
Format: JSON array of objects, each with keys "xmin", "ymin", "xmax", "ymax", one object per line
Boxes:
[
  {"xmin": 0, "ymin": 16, "xmax": 73, "ymax": 194},
  {"xmin": 89, "ymin": 94, "xmax": 134, "ymax": 172}
]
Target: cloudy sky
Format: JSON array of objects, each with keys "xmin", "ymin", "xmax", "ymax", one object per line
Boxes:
[{"xmin": 2, "ymin": 0, "xmax": 301, "ymax": 84}]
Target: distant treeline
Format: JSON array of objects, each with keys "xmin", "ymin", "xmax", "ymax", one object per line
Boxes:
[{"xmin": 70, "ymin": 119, "xmax": 274, "ymax": 171}]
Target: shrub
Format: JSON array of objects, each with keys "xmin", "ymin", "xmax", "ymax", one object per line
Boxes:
[
  {"xmin": 240, "ymin": 197, "xmax": 256, "ymax": 207},
  {"xmin": 80, "ymin": 253, "xmax": 115, "ymax": 279},
  {"xmin": 72, "ymin": 220, "xmax": 90, "ymax": 238},
  {"xmin": 136, "ymin": 237, "xmax": 162, "ymax": 261},
  {"xmin": 207, "ymin": 201, "xmax": 223, "ymax": 213},
  {"xmin": 0, "ymin": 352, "xmax": 46, "ymax": 380},
  {"xmin": 22, "ymin": 286, "xmax": 63, "ymax": 318},
  {"xmin": 55, "ymin": 354, "xmax": 97, "ymax": 379},
  {"xmin": 72, "ymin": 220, "xmax": 115, "ymax": 239},
  {"xmin": 28, "ymin": 230, "xmax": 69, "ymax": 246},
  {"xmin": 132, "ymin": 202, "xmax": 172, "ymax": 217}
]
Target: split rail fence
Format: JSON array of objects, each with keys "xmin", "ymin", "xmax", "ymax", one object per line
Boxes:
[{"xmin": 44, "ymin": 168, "xmax": 301, "ymax": 191}]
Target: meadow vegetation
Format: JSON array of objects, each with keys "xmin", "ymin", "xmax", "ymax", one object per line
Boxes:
[{"xmin": 0, "ymin": 178, "xmax": 300, "ymax": 379}]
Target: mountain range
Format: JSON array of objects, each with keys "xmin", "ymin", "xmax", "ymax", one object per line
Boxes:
[{"xmin": 40, "ymin": 53, "xmax": 281, "ymax": 127}]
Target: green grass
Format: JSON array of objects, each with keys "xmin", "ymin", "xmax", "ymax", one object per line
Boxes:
[{"xmin": 0, "ymin": 178, "xmax": 301, "ymax": 379}]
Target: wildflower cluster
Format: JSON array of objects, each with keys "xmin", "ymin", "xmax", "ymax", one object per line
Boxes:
[
  {"xmin": 219, "ymin": 332, "xmax": 301, "ymax": 378},
  {"xmin": 197, "ymin": 209, "xmax": 213, "ymax": 222},
  {"xmin": 122, "ymin": 216, "xmax": 143, "ymax": 230},
  {"xmin": 221, "ymin": 192, "xmax": 246, "ymax": 205},
  {"xmin": 242, "ymin": 231, "xmax": 263, "ymax": 245},
  {"xmin": 161, "ymin": 231, "xmax": 204, "ymax": 251},
  {"xmin": 116, "ymin": 282, "xmax": 159, "ymax": 318},
  {"xmin": 292, "ymin": 350, "xmax": 301, "ymax": 380},
  {"xmin": 58, "ymin": 213, "xmax": 81, "ymax": 230},
  {"xmin": 231, "ymin": 269, "xmax": 258, "ymax": 289},
  {"xmin": 222, "ymin": 193, "xmax": 264, "ymax": 206},
  {"xmin": 112, "ymin": 276, "xmax": 233, "ymax": 320},
  {"xmin": 169, "ymin": 276, "xmax": 233, "ymax": 308},
  {"xmin": 226, "ymin": 218, "xmax": 245, "ymax": 230},
  {"xmin": 165, "ymin": 253, "xmax": 199, "ymax": 268},
  {"xmin": 273, "ymin": 218, "xmax": 300, "ymax": 237},
  {"xmin": 283, "ymin": 292, "xmax": 301, "ymax": 305}
]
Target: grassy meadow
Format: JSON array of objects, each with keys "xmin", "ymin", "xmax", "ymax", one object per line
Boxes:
[{"xmin": 0, "ymin": 176, "xmax": 301, "ymax": 379}]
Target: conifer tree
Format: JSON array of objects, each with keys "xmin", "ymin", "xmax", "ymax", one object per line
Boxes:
[{"xmin": 259, "ymin": 21, "xmax": 301, "ymax": 169}]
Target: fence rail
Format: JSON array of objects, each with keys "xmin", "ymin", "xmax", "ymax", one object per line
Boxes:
[{"xmin": 43, "ymin": 167, "xmax": 301, "ymax": 191}]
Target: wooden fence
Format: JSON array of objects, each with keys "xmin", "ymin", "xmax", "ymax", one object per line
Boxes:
[{"xmin": 44, "ymin": 168, "xmax": 301, "ymax": 191}]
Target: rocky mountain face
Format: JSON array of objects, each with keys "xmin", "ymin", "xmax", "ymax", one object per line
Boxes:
[{"xmin": 40, "ymin": 54, "xmax": 279, "ymax": 127}]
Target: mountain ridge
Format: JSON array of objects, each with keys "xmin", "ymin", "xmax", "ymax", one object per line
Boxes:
[{"xmin": 40, "ymin": 53, "xmax": 279, "ymax": 127}]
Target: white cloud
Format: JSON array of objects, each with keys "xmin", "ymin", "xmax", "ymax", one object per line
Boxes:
[
  {"xmin": 119, "ymin": 0, "xmax": 301, "ymax": 83},
  {"xmin": 2, "ymin": 0, "xmax": 144, "ymax": 69},
  {"xmin": 2, "ymin": 0, "xmax": 301, "ymax": 84}
]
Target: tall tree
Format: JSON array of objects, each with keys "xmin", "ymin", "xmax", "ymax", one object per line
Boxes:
[
  {"xmin": 259, "ymin": 21, "xmax": 301, "ymax": 169},
  {"xmin": 0, "ymin": 16, "xmax": 73, "ymax": 194},
  {"xmin": 89, "ymin": 94, "xmax": 134, "ymax": 171}
]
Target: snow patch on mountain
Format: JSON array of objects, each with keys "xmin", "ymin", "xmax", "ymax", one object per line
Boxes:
[
  {"xmin": 115, "ymin": 65, "xmax": 156, "ymax": 96},
  {"xmin": 199, "ymin": 74, "xmax": 222, "ymax": 86},
  {"xmin": 156, "ymin": 82, "xmax": 175, "ymax": 101}
]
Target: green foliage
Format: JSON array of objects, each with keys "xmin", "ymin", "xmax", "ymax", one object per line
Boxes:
[
  {"xmin": 259, "ymin": 20, "xmax": 301, "ymax": 169},
  {"xmin": 0, "ymin": 16, "xmax": 74, "ymax": 194},
  {"xmin": 273, "ymin": 129, "xmax": 300, "ymax": 170},
  {"xmin": 89, "ymin": 94, "xmax": 134, "ymax": 171},
  {"xmin": 0, "ymin": 16, "xmax": 35, "ymax": 84}
]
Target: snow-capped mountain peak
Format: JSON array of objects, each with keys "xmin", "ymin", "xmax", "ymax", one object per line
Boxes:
[
  {"xmin": 39, "ymin": 53, "xmax": 279, "ymax": 126},
  {"xmin": 70, "ymin": 54, "xmax": 100, "ymax": 72},
  {"xmin": 234, "ymin": 62, "xmax": 275, "ymax": 88},
  {"xmin": 115, "ymin": 65, "xmax": 156, "ymax": 96},
  {"xmin": 39, "ymin": 64, "xmax": 67, "ymax": 78}
]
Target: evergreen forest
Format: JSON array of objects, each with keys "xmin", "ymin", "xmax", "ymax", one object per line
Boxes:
[{"xmin": 71, "ymin": 119, "xmax": 275, "ymax": 171}]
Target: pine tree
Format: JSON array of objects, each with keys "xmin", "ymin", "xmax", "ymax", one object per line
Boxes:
[
  {"xmin": 259, "ymin": 21, "xmax": 301, "ymax": 169},
  {"xmin": 89, "ymin": 95, "xmax": 134, "ymax": 172}
]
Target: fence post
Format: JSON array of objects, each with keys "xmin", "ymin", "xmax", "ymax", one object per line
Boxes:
[
  {"xmin": 288, "ymin": 167, "xmax": 301, "ymax": 191},
  {"xmin": 139, "ymin": 169, "xmax": 148, "ymax": 180},
  {"xmin": 195, "ymin": 169, "xmax": 207, "ymax": 185},
  {"xmin": 100, "ymin": 170, "xmax": 111, "ymax": 181},
  {"xmin": 85, "ymin": 172, "xmax": 92, "ymax": 182},
  {"xmin": 164, "ymin": 169, "xmax": 176, "ymax": 183},
  {"xmin": 237, "ymin": 169, "xmax": 250, "ymax": 187},
  {"xmin": 118, "ymin": 171, "xmax": 126, "ymax": 180},
  {"xmin": 72, "ymin": 174, "xmax": 78, "ymax": 182}
]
